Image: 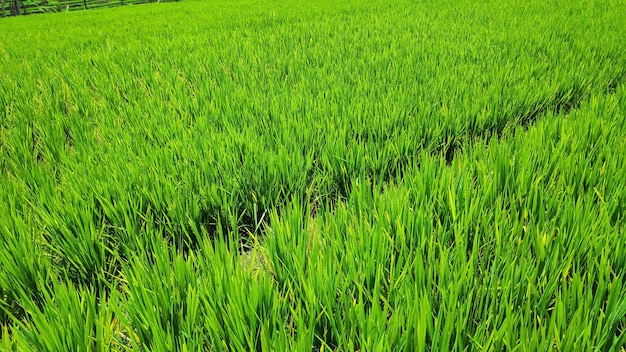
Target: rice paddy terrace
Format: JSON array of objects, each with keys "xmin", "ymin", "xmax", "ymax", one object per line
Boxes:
[{"xmin": 1, "ymin": 0, "xmax": 626, "ymax": 350}]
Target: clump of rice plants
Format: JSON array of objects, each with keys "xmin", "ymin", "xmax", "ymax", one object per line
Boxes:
[{"xmin": 1, "ymin": 0, "xmax": 626, "ymax": 349}]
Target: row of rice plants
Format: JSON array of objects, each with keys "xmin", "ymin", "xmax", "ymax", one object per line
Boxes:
[
  {"xmin": 1, "ymin": 0, "xmax": 624, "ymax": 242},
  {"xmin": 2, "ymin": 79, "xmax": 624, "ymax": 351},
  {"xmin": 1, "ymin": 0, "xmax": 625, "ymax": 349}
]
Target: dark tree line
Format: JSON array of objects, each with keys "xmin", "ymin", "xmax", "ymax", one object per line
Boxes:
[{"xmin": 1, "ymin": 0, "xmax": 23, "ymax": 16}]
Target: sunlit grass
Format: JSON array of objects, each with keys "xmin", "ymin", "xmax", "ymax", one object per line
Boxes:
[{"xmin": 1, "ymin": 0, "xmax": 626, "ymax": 350}]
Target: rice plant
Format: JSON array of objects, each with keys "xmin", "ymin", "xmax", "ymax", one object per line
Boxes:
[{"xmin": 1, "ymin": 0, "xmax": 625, "ymax": 350}]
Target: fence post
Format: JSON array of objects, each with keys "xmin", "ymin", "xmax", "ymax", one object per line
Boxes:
[{"xmin": 11, "ymin": 0, "xmax": 22, "ymax": 15}]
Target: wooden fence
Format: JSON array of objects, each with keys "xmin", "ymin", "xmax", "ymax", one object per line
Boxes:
[{"xmin": 1, "ymin": 0, "xmax": 177, "ymax": 17}]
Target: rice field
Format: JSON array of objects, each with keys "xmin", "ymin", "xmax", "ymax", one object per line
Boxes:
[{"xmin": 1, "ymin": 0, "xmax": 625, "ymax": 350}]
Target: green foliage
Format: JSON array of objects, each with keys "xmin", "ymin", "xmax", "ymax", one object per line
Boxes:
[{"xmin": 1, "ymin": 0, "xmax": 626, "ymax": 350}]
